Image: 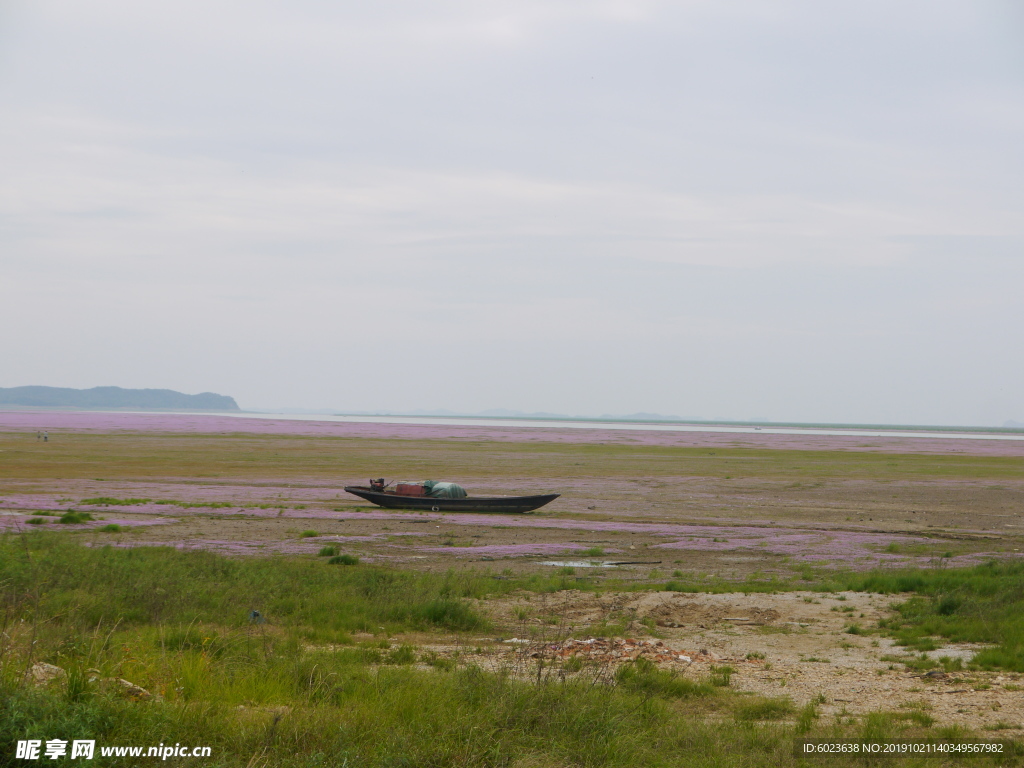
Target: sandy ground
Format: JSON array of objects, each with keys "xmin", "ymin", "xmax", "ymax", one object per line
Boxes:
[{"xmin": 415, "ymin": 590, "xmax": 1024, "ymax": 732}]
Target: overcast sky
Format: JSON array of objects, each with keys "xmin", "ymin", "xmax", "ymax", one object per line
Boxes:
[{"xmin": 1, "ymin": 1, "xmax": 1022, "ymax": 425}]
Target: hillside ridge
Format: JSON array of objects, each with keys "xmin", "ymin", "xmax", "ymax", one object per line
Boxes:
[{"xmin": 0, "ymin": 386, "xmax": 239, "ymax": 411}]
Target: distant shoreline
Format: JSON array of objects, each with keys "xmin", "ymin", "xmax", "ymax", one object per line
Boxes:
[
  {"xmin": 325, "ymin": 412, "xmax": 1024, "ymax": 436},
  {"xmin": 3, "ymin": 410, "xmax": 1024, "ymax": 458}
]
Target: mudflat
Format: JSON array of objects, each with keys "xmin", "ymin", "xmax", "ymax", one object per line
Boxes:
[{"xmin": 2, "ymin": 414, "xmax": 1022, "ymax": 576}]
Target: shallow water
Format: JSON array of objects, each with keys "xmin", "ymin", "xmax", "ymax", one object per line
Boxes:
[
  {"xmin": 539, "ymin": 560, "xmax": 619, "ymax": 568},
  {"xmin": 224, "ymin": 412, "xmax": 1024, "ymax": 442}
]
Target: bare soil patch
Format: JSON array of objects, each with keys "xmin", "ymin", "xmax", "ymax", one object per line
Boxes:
[{"xmin": 423, "ymin": 590, "xmax": 1024, "ymax": 732}]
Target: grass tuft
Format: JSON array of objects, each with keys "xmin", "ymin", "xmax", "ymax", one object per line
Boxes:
[
  {"xmin": 59, "ymin": 511, "xmax": 93, "ymax": 524},
  {"xmin": 327, "ymin": 554, "xmax": 360, "ymax": 566},
  {"xmin": 615, "ymin": 657, "xmax": 715, "ymax": 699},
  {"xmin": 735, "ymin": 697, "xmax": 794, "ymax": 721}
]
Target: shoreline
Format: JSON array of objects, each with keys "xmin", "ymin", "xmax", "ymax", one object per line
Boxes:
[{"xmin": 3, "ymin": 409, "xmax": 1024, "ymax": 457}]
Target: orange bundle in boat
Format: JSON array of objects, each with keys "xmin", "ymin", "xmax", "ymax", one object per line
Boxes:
[{"xmin": 395, "ymin": 483, "xmax": 427, "ymax": 496}]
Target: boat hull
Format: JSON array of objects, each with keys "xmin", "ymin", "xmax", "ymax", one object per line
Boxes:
[{"xmin": 343, "ymin": 486, "xmax": 559, "ymax": 514}]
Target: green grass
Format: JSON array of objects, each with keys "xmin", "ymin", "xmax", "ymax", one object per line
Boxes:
[
  {"xmin": 709, "ymin": 665, "xmax": 735, "ymax": 686},
  {"xmin": 58, "ymin": 510, "xmax": 93, "ymax": 524},
  {"xmin": 615, "ymin": 657, "xmax": 715, "ymax": 699},
  {"xmin": 829, "ymin": 560, "xmax": 1024, "ymax": 671},
  {"xmin": 98, "ymin": 524, "xmax": 124, "ymax": 532},
  {"xmin": 0, "ymin": 532, "xmax": 1004, "ymax": 767},
  {"xmin": 0, "ymin": 532, "xmax": 484, "ymax": 638},
  {"xmin": 735, "ymin": 697, "xmax": 794, "ymax": 721},
  {"xmin": 327, "ymin": 554, "xmax": 360, "ymax": 566},
  {"xmin": 0, "ymin": 661, "xmax": 800, "ymax": 768}
]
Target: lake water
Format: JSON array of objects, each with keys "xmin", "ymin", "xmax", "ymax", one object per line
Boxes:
[{"xmin": 226, "ymin": 412, "xmax": 1024, "ymax": 442}]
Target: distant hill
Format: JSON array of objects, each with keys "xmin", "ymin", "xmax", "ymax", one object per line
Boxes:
[{"xmin": 0, "ymin": 386, "xmax": 239, "ymax": 411}]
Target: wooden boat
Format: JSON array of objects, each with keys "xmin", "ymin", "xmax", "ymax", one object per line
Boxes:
[{"xmin": 343, "ymin": 485, "xmax": 559, "ymax": 514}]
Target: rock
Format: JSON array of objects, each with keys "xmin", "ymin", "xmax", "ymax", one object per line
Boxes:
[
  {"xmin": 29, "ymin": 662, "xmax": 66, "ymax": 686},
  {"xmin": 109, "ymin": 678, "xmax": 157, "ymax": 700}
]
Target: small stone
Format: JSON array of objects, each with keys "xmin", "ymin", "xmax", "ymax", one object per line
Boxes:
[
  {"xmin": 112, "ymin": 678, "xmax": 155, "ymax": 700},
  {"xmin": 29, "ymin": 662, "xmax": 66, "ymax": 686}
]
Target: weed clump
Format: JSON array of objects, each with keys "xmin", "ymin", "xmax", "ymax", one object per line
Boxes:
[
  {"xmin": 421, "ymin": 650, "xmax": 454, "ymax": 670},
  {"xmin": 735, "ymin": 697, "xmax": 794, "ymax": 721},
  {"xmin": 406, "ymin": 599, "xmax": 483, "ymax": 631},
  {"xmin": 796, "ymin": 701, "xmax": 819, "ymax": 733},
  {"xmin": 615, "ymin": 657, "xmax": 714, "ymax": 698},
  {"xmin": 98, "ymin": 524, "xmax": 123, "ymax": 532},
  {"xmin": 385, "ymin": 644, "xmax": 417, "ymax": 665},
  {"xmin": 300, "ymin": 530, "xmax": 319, "ymax": 538},
  {"xmin": 59, "ymin": 511, "xmax": 93, "ymax": 524},
  {"xmin": 709, "ymin": 665, "xmax": 734, "ymax": 687},
  {"xmin": 161, "ymin": 626, "xmax": 229, "ymax": 657},
  {"xmin": 328, "ymin": 554, "xmax": 359, "ymax": 565},
  {"xmin": 318, "ymin": 546, "xmax": 338, "ymax": 557}
]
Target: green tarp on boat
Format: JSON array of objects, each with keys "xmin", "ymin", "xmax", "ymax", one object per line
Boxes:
[{"xmin": 422, "ymin": 480, "xmax": 468, "ymax": 499}]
